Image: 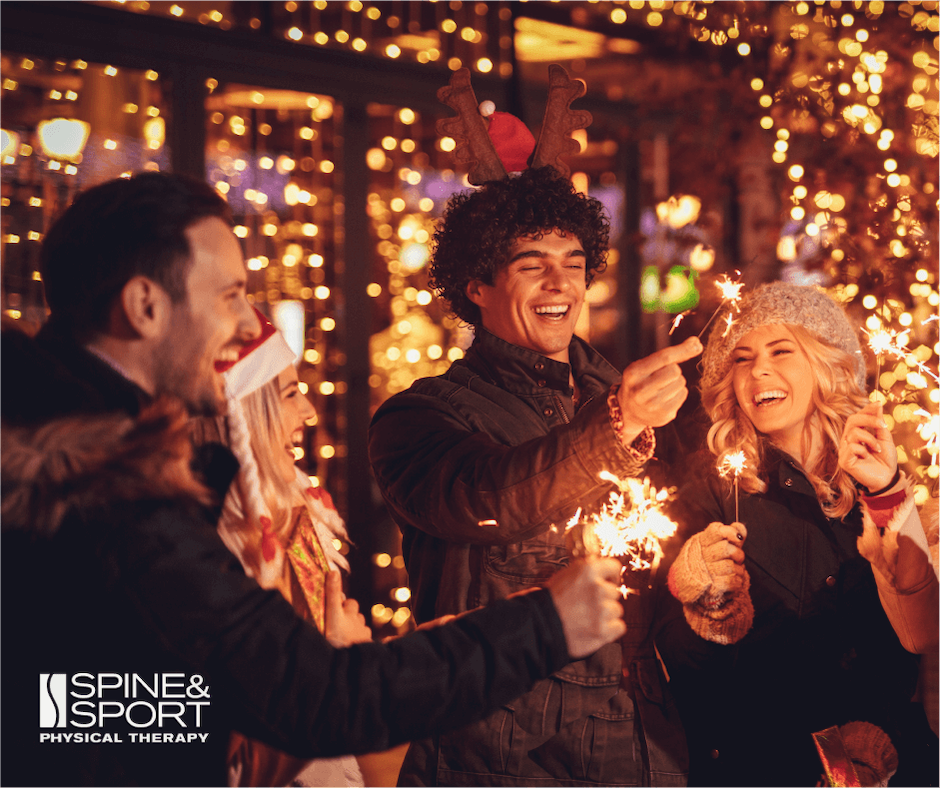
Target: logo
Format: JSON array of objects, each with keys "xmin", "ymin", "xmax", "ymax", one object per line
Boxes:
[
  {"xmin": 37, "ymin": 673, "xmax": 211, "ymax": 745},
  {"xmin": 39, "ymin": 674, "xmax": 68, "ymax": 728}
]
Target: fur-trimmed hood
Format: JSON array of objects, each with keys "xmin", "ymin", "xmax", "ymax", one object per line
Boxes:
[{"xmin": 2, "ymin": 397, "xmax": 212, "ymax": 537}]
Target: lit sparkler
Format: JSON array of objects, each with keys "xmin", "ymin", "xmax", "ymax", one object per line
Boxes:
[
  {"xmin": 718, "ymin": 450, "xmax": 747, "ymax": 522},
  {"xmin": 565, "ymin": 471, "xmax": 678, "ymax": 598},
  {"xmin": 697, "ymin": 271, "xmax": 745, "ymax": 339},
  {"xmin": 863, "ymin": 325, "xmax": 939, "ymax": 389},
  {"xmin": 915, "ymin": 409, "xmax": 939, "ymax": 467}
]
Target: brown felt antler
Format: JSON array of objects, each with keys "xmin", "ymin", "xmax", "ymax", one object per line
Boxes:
[
  {"xmin": 529, "ymin": 64, "xmax": 592, "ymax": 178},
  {"xmin": 436, "ymin": 68, "xmax": 507, "ymax": 186}
]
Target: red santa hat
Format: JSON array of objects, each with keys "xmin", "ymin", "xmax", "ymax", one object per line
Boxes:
[{"xmin": 216, "ymin": 307, "xmax": 298, "ymax": 400}]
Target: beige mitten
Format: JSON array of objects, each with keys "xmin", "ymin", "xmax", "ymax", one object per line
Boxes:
[
  {"xmin": 839, "ymin": 721, "xmax": 898, "ymax": 787},
  {"xmin": 668, "ymin": 522, "xmax": 754, "ymax": 645}
]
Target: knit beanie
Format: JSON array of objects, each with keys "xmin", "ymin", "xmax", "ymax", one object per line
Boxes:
[{"xmin": 700, "ymin": 281, "xmax": 866, "ymax": 392}]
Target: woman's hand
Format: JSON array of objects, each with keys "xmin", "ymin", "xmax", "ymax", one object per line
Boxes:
[
  {"xmin": 668, "ymin": 521, "xmax": 748, "ymax": 605},
  {"xmin": 839, "ymin": 403, "xmax": 898, "ymax": 493},
  {"xmin": 324, "ymin": 570, "xmax": 373, "ymax": 647}
]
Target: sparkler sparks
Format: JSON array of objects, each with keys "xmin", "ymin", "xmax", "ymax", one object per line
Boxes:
[
  {"xmin": 915, "ymin": 409, "xmax": 939, "ymax": 467},
  {"xmin": 697, "ymin": 271, "xmax": 745, "ymax": 339},
  {"xmin": 863, "ymin": 325, "xmax": 939, "ymax": 389},
  {"xmin": 565, "ymin": 471, "xmax": 678, "ymax": 598},
  {"xmin": 718, "ymin": 450, "xmax": 747, "ymax": 522}
]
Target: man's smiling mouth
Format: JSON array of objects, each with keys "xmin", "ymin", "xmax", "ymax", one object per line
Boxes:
[{"xmin": 533, "ymin": 305, "xmax": 569, "ymax": 320}]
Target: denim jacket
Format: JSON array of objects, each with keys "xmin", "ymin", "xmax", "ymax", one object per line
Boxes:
[{"xmin": 370, "ymin": 329, "xmax": 689, "ymax": 786}]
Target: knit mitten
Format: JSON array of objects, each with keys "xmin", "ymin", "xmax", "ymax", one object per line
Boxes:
[
  {"xmin": 668, "ymin": 523, "xmax": 753, "ymax": 645},
  {"xmin": 839, "ymin": 721, "xmax": 898, "ymax": 787}
]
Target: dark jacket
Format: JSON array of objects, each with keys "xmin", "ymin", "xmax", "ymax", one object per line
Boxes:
[
  {"xmin": 0, "ymin": 325, "xmax": 573, "ymax": 787},
  {"xmin": 370, "ymin": 329, "xmax": 689, "ymax": 787},
  {"xmin": 656, "ymin": 446, "xmax": 931, "ymax": 787}
]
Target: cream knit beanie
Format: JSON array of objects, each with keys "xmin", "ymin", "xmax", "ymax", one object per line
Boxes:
[{"xmin": 700, "ymin": 281, "xmax": 866, "ymax": 392}]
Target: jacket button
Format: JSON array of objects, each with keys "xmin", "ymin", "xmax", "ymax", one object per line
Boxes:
[
  {"xmin": 543, "ymin": 407, "xmax": 554, "ymax": 417},
  {"xmin": 784, "ymin": 478, "xmax": 793, "ymax": 487},
  {"xmin": 537, "ymin": 379, "xmax": 547, "ymax": 387},
  {"xmin": 826, "ymin": 575, "xmax": 836, "ymax": 587},
  {"xmin": 710, "ymin": 749, "xmax": 720, "ymax": 759},
  {"xmin": 534, "ymin": 362, "xmax": 545, "ymax": 371}
]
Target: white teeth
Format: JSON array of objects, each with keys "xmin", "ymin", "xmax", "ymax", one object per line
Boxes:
[
  {"xmin": 534, "ymin": 305, "xmax": 568, "ymax": 315},
  {"xmin": 216, "ymin": 348, "xmax": 239, "ymax": 363},
  {"xmin": 754, "ymin": 389, "xmax": 787, "ymax": 405}
]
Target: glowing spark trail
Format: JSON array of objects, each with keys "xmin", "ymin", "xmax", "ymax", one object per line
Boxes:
[
  {"xmin": 718, "ymin": 450, "xmax": 747, "ymax": 522},
  {"xmin": 697, "ymin": 271, "xmax": 745, "ymax": 339},
  {"xmin": 669, "ymin": 310, "xmax": 691, "ymax": 336},
  {"xmin": 862, "ymin": 325, "xmax": 938, "ymax": 389},
  {"xmin": 915, "ymin": 409, "xmax": 939, "ymax": 467},
  {"xmin": 566, "ymin": 472, "xmax": 678, "ymax": 598}
]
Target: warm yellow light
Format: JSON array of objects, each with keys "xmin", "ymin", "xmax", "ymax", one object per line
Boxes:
[
  {"xmin": 37, "ymin": 118, "xmax": 90, "ymax": 162},
  {"xmin": 287, "ymin": 27, "xmax": 303, "ymax": 41},
  {"xmin": 788, "ymin": 164, "xmax": 804, "ymax": 181},
  {"xmin": 320, "ymin": 317, "xmax": 336, "ymax": 331},
  {"xmin": 738, "ymin": 43, "xmax": 750, "ymax": 56},
  {"xmin": 314, "ymin": 286, "xmax": 330, "ymax": 300},
  {"xmin": 399, "ymin": 108, "xmax": 416, "ymax": 124},
  {"xmin": 476, "ymin": 58, "xmax": 493, "ymax": 73},
  {"xmin": 385, "ymin": 44, "xmax": 401, "ymax": 58},
  {"xmin": 790, "ymin": 206, "xmax": 805, "ymax": 220},
  {"xmin": 760, "ymin": 116, "xmax": 774, "ymax": 130}
]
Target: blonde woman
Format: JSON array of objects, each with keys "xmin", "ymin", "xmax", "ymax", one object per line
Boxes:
[
  {"xmin": 204, "ymin": 311, "xmax": 371, "ymax": 787},
  {"xmin": 658, "ymin": 282, "xmax": 937, "ymax": 787}
]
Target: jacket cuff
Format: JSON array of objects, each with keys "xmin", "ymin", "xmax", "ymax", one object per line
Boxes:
[{"xmin": 606, "ymin": 383, "xmax": 656, "ymax": 462}]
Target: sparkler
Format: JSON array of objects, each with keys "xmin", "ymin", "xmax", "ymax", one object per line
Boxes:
[
  {"xmin": 915, "ymin": 409, "xmax": 939, "ymax": 467},
  {"xmin": 718, "ymin": 450, "xmax": 747, "ymax": 522},
  {"xmin": 863, "ymin": 325, "xmax": 939, "ymax": 390},
  {"xmin": 565, "ymin": 471, "xmax": 678, "ymax": 598},
  {"xmin": 697, "ymin": 271, "xmax": 745, "ymax": 339}
]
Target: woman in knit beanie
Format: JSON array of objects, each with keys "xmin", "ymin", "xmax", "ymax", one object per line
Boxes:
[
  {"xmin": 194, "ymin": 310, "xmax": 371, "ymax": 788},
  {"xmin": 655, "ymin": 281, "xmax": 937, "ymax": 787}
]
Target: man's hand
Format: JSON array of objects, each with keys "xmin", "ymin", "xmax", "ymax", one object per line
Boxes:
[
  {"xmin": 838, "ymin": 402, "xmax": 899, "ymax": 494},
  {"xmin": 324, "ymin": 570, "xmax": 373, "ymax": 647},
  {"xmin": 545, "ymin": 557, "xmax": 627, "ymax": 659},
  {"xmin": 617, "ymin": 336, "xmax": 702, "ymax": 442}
]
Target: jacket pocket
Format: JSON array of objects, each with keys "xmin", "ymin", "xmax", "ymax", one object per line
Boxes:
[{"xmin": 483, "ymin": 531, "xmax": 568, "ymax": 587}]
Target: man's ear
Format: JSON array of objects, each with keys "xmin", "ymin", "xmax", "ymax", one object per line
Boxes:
[
  {"xmin": 119, "ymin": 276, "xmax": 173, "ymax": 340},
  {"xmin": 466, "ymin": 279, "xmax": 488, "ymax": 309}
]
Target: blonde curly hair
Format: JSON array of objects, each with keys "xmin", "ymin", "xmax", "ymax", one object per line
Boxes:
[{"xmin": 702, "ymin": 323, "xmax": 869, "ymax": 520}]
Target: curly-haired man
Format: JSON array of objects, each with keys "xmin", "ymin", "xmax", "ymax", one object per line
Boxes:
[{"xmin": 370, "ymin": 166, "xmax": 702, "ymax": 786}]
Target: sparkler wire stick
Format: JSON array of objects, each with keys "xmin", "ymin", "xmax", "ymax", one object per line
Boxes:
[{"xmin": 718, "ymin": 451, "xmax": 747, "ymax": 523}]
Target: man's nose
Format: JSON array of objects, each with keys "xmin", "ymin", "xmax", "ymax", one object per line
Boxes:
[
  {"xmin": 543, "ymin": 264, "xmax": 571, "ymax": 291},
  {"xmin": 236, "ymin": 297, "xmax": 262, "ymax": 341}
]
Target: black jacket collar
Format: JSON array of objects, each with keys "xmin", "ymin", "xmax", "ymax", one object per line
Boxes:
[{"xmin": 461, "ymin": 328, "xmax": 619, "ymax": 398}]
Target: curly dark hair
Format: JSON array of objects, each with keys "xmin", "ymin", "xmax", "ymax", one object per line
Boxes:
[{"xmin": 428, "ymin": 167, "xmax": 610, "ymax": 326}]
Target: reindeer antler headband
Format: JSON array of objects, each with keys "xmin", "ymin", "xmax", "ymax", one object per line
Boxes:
[{"xmin": 436, "ymin": 64, "xmax": 592, "ymax": 184}]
